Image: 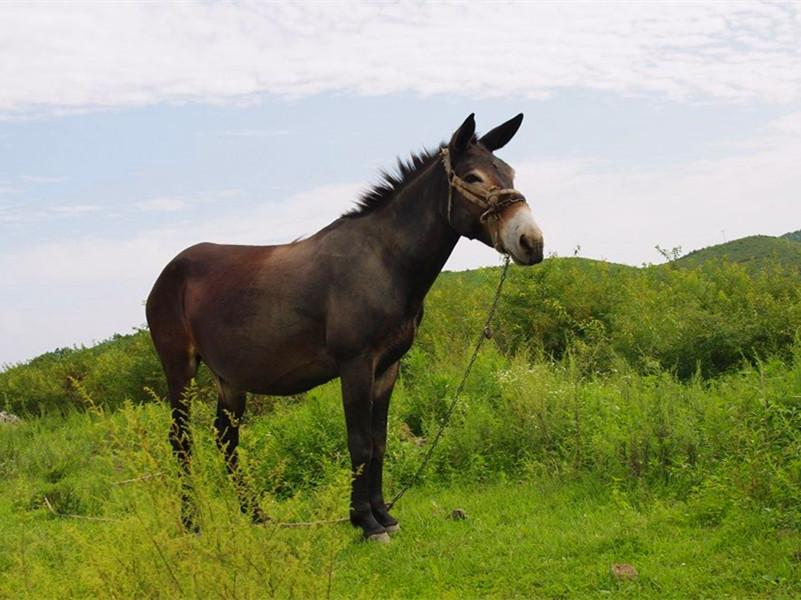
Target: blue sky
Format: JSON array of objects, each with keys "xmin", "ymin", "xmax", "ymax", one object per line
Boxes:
[{"xmin": 1, "ymin": 2, "xmax": 801, "ymax": 366}]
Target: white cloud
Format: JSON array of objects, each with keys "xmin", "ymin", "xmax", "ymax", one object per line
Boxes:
[
  {"xmin": 1, "ymin": 2, "xmax": 800, "ymax": 117},
  {"xmin": 0, "ymin": 201, "xmax": 106, "ymax": 224},
  {"xmin": 133, "ymin": 196, "xmax": 186, "ymax": 212},
  {"xmin": 512, "ymin": 111, "xmax": 801, "ymax": 265},
  {"xmin": 209, "ymin": 129, "xmax": 290, "ymax": 138},
  {"xmin": 50, "ymin": 204, "xmax": 103, "ymax": 214},
  {"xmin": 19, "ymin": 175, "xmax": 64, "ymax": 184},
  {"xmin": 768, "ymin": 112, "xmax": 801, "ymax": 134}
]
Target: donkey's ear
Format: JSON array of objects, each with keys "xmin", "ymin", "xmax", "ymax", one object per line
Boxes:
[
  {"xmin": 479, "ymin": 113, "xmax": 524, "ymax": 152},
  {"xmin": 449, "ymin": 113, "xmax": 476, "ymax": 155}
]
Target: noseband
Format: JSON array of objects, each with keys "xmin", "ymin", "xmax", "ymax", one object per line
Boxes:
[{"xmin": 440, "ymin": 148, "xmax": 527, "ymax": 252}]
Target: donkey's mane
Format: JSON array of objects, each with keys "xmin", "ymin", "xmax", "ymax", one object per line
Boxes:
[
  {"xmin": 342, "ymin": 147, "xmax": 439, "ymax": 219},
  {"xmin": 343, "ymin": 131, "xmax": 482, "ymax": 218}
]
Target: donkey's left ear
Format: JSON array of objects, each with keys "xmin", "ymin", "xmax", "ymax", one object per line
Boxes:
[
  {"xmin": 449, "ymin": 113, "xmax": 476, "ymax": 155},
  {"xmin": 479, "ymin": 113, "xmax": 524, "ymax": 152}
]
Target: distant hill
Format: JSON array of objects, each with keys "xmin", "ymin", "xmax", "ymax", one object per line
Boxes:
[{"xmin": 676, "ymin": 233, "xmax": 801, "ymax": 271}]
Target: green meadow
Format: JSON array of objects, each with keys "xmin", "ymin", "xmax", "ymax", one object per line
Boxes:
[{"xmin": 2, "ymin": 234, "xmax": 801, "ymax": 597}]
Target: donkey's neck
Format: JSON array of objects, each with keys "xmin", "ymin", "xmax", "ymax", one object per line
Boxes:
[{"xmin": 363, "ymin": 160, "xmax": 459, "ymax": 302}]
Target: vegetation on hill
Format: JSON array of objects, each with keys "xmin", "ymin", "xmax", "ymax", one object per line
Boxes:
[
  {"xmin": 676, "ymin": 234, "xmax": 801, "ymax": 272},
  {"xmin": 782, "ymin": 229, "xmax": 801, "ymax": 243}
]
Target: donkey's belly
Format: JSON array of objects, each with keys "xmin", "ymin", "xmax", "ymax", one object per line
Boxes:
[
  {"xmin": 189, "ymin": 309, "xmax": 337, "ymax": 396},
  {"xmin": 204, "ymin": 338, "xmax": 338, "ymax": 396},
  {"xmin": 249, "ymin": 357, "xmax": 339, "ymax": 396}
]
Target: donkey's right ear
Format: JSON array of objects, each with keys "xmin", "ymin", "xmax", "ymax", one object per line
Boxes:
[
  {"xmin": 479, "ymin": 113, "xmax": 523, "ymax": 152},
  {"xmin": 448, "ymin": 113, "xmax": 476, "ymax": 156}
]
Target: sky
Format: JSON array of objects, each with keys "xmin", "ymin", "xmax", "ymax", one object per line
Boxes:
[{"xmin": 1, "ymin": 1, "xmax": 801, "ymax": 367}]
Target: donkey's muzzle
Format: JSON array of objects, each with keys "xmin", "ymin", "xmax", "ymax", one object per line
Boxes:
[{"xmin": 518, "ymin": 232, "xmax": 544, "ymax": 265}]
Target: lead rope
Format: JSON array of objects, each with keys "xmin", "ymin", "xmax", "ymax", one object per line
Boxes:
[{"xmin": 385, "ymin": 254, "xmax": 511, "ymax": 510}]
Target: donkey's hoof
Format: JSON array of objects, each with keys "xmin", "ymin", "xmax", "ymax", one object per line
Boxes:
[
  {"xmin": 181, "ymin": 517, "xmax": 201, "ymax": 535},
  {"xmin": 384, "ymin": 523, "xmax": 400, "ymax": 534},
  {"xmin": 251, "ymin": 508, "xmax": 271, "ymax": 525},
  {"xmin": 366, "ymin": 531, "xmax": 391, "ymax": 543}
]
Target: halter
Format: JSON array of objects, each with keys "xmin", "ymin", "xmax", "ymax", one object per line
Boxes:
[{"xmin": 440, "ymin": 147, "xmax": 527, "ymax": 252}]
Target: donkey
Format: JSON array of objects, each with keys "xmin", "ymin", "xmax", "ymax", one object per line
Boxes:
[{"xmin": 146, "ymin": 113, "xmax": 543, "ymax": 541}]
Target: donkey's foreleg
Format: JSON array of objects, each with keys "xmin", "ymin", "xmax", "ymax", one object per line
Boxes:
[
  {"xmin": 340, "ymin": 358, "xmax": 388, "ymax": 541},
  {"xmin": 368, "ymin": 361, "xmax": 400, "ymax": 533},
  {"xmin": 213, "ymin": 380, "xmax": 268, "ymax": 524}
]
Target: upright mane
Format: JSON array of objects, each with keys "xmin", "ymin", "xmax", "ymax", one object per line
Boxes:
[{"xmin": 343, "ymin": 146, "xmax": 442, "ymax": 218}]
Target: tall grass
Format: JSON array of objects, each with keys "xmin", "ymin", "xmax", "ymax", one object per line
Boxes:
[
  {"xmin": 3, "ymin": 338, "xmax": 801, "ymax": 595},
  {"xmin": 2, "ymin": 255, "xmax": 801, "ymax": 595},
  {"xmin": 0, "ymin": 395, "xmax": 353, "ymax": 597}
]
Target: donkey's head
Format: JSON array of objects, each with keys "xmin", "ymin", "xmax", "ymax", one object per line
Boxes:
[{"xmin": 444, "ymin": 114, "xmax": 543, "ymax": 265}]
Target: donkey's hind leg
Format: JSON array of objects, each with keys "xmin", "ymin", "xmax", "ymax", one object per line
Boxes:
[
  {"xmin": 213, "ymin": 378, "xmax": 268, "ymax": 523},
  {"xmin": 164, "ymin": 354, "xmax": 200, "ymax": 532}
]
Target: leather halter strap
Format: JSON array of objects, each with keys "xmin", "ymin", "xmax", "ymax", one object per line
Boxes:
[{"xmin": 440, "ymin": 147, "xmax": 527, "ymax": 252}]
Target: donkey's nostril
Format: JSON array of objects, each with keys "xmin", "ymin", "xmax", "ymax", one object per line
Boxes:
[{"xmin": 519, "ymin": 233, "xmax": 533, "ymax": 252}]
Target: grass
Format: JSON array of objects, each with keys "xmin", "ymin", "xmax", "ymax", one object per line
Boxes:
[
  {"xmin": 3, "ymin": 350, "xmax": 801, "ymax": 598},
  {"xmin": 3, "ymin": 472, "xmax": 801, "ymax": 598},
  {"xmin": 334, "ymin": 479, "xmax": 801, "ymax": 598}
]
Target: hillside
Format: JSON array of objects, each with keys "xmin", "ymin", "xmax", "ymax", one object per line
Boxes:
[
  {"xmin": 676, "ymin": 233, "xmax": 801, "ymax": 271},
  {"xmin": 782, "ymin": 229, "xmax": 801, "ymax": 243}
]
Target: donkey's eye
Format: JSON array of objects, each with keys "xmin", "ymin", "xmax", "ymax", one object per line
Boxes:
[{"xmin": 464, "ymin": 174, "xmax": 483, "ymax": 184}]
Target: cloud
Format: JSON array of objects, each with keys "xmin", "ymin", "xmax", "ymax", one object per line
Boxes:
[
  {"xmin": 0, "ymin": 202, "xmax": 104, "ymax": 224},
  {"xmin": 768, "ymin": 112, "xmax": 801, "ymax": 134},
  {"xmin": 19, "ymin": 175, "xmax": 64, "ymax": 184},
  {"xmin": 208, "ymin": 129, "xmax": 291, "ymax": 138},
  {"xmin": 0, "ymin": 189, "xmax": 247, "ymax": 227},
  {"xmin": 1, "ymin": 2, "xmax": 800, "ymax": 117},
  {"xmin": 511, "ymin": 111, "xmax": 801, "ymax": 265},
  {"xmin": 50, "ymin": 204, "xmax": 103, "ymax": 214},
  {"xmin": 0, "ymin": 201, "xmax": 107, "ymax": 224},
  {"xmin": 133, "ymin": 196, "xmax": 186, "ymax": 212}
]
